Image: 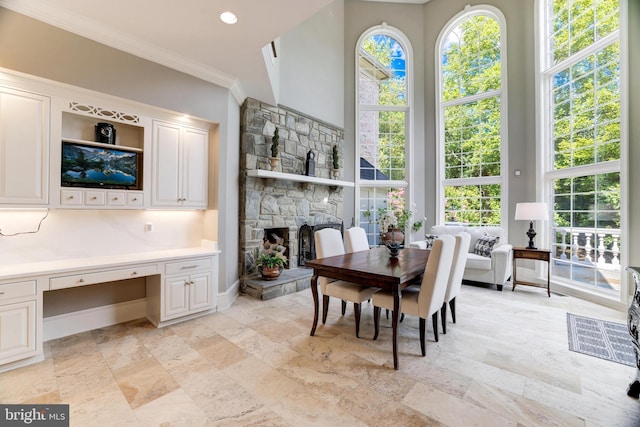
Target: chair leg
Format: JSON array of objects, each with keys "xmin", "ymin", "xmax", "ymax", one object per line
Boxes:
[
  {"xmin": 322, "ymin": 295, "xmax": 329, "ymax": 324},
  {"xmin": 354, "ymin": 303, "xmax": 361, "ymax": 338},
  {"xmin": 441, "ymin": 302, "xmax": 447, "ymax": 334},
  {"xmin": 432, "ymin": 312, "xmax": 439, "ymax": 342},
  {"xmin": 385, "ymin": 309, "xmax": 389, "ymax": 319},
  {"xmin": 419, "ymin": 317, "xmax": 426, "ymax": 356},
  {"xmin": 450, "ymin": 297, "xmax": 456, "ymax": 324},
  {"xmin": 341, "ymin": 300, "xmax": 347, "ymax": 315},
  {"xmin": 373, "ymin": 306, "xmax": 381, "ymax": 340}
]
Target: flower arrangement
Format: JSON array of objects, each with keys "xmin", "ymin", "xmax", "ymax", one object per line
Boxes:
[
  {"xmin": 257, "ymin": 240, "xmax": 287, "ymax": 268},
  {"xmin": 365, "ymin": 188, "xmax": 424, "ymax": 233}
]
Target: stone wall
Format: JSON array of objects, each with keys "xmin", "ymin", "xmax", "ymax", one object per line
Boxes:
[{"xmin": 239, "ymin": 98, "xmax": 345, "ymax": 283}]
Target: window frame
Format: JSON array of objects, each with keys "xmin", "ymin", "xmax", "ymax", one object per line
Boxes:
[
  {"xmin": 354, "ymin": 24, "xmax": 415, "ymax": 243},
  {"xmin": 536, "ymin": 0, "xmax": 629, "ymax": 306},
  {"xmin": 434, "ymin": 5, "xmax": 509, "ymax": 229}
]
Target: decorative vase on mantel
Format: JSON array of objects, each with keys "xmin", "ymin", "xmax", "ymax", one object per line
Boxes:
[
  {"xmin": 268, "ymin": 157, "xmax": 279, "ymax": 171},
  {"xmin": 259, "ymin": 265, "xmax": 282, "ymax": 280},
  {"xmin": 332, "ymin": 168, "xmax": 340, "ymax": 179},
  {"xmin": 381, "ymin": 228, "xmax": 405, "ymax": 257}
]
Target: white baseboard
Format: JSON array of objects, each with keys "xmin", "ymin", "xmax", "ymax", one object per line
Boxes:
[
  {"xmin": 43, "ymin": 298, "xmax": 147, "ymax": 341},
  {"xmin": 217, "ymin": 279, "xmax": 239, "ymax": 310}
]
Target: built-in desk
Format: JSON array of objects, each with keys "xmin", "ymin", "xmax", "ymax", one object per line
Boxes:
[{"xmin": 0, "ymin": 247, "xmax": 220, "ymax": 372}]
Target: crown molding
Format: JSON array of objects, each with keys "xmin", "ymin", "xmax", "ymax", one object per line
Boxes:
[{"xmin": 0, "ymin": 0, "xmax": 245, "ymax": 104}]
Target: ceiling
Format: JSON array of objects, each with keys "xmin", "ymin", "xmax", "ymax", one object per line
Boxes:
[{"xmin": 0, "ymin": 0, "xmax": 429, "ymax": 104}]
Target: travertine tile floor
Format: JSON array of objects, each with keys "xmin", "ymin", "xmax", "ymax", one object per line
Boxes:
[{"xmin": 1, "ymin": 283, "xmax": 639, "ymax": 426}]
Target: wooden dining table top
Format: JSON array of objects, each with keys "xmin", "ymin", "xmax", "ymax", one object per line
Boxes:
[{"xmin": 304, "ymin": 246, "xmax": 430, "ymax": 290}]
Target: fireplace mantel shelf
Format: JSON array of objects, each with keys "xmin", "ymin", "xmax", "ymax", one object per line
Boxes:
[{"xmin": 246, "ymin": 169, "xmax": 355, "ymax": 187}]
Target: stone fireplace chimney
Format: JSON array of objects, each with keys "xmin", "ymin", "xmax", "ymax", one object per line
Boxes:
[{"xmin": 239, "ymin": 99, "xmax": 346, "ymax": 299}]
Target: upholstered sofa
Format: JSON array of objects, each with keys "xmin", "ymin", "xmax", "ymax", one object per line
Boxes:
[{"xmin": 409, "ymin": 225, "xmax": 513, "ymax": 291}]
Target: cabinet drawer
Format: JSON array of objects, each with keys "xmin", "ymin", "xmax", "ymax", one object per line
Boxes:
[
  {"xmin": 107, "ymin": 191, "xmax": 126, "ymax": 206},
  {"xmin": 514, "ymin": 250, "xmax": 550, "ymax": 261},
  {"xmin": 50, "ymin": 264, "xmax": 157, "ymax": 290},
  {"xmin": 60, "ymin": 189, "xmax": 83, "ymax": 205},
  {"xmin": 0, "ymin": 281, "xmax": 37, "ymax": 301},
  {"xmin": 165, "ymin": 257, "xmax": 212, "ymax": 275},
  {"xmin": 127, "ymin": 191, "xmax": 144, "ymax": 206},
  {"xmin": 85, "ymin": 190, "xmax": 105, "ymax": 206}
]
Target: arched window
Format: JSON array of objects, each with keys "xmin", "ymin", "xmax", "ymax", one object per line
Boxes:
[
  {"xmin": 538, "ymin": 0, "xmax": 625, "ymax": 300},
  {"xmin": 436, "ymin": 6, "xmax": 508, "ymax": 227},
  {"xmin": 355, "ymin": 25, "xmax": 415, "ymax": 245}
]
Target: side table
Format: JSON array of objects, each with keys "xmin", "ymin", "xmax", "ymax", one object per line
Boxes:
[{"xmin": 512, "ymin": 247, "xmax": 551, "ymax": 297}]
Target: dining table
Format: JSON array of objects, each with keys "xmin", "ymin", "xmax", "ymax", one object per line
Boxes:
[{"xmin": 305, "ymin": 246, "xmax": 430, "ymax": 370}]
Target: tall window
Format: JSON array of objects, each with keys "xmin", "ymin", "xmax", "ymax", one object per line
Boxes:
[
  {"xmin": 356, "ymin": 26, "xmax": 413, "ymax": 245},
  {"xmin": 540, "ymin": 0, "xmax": 624, "ymax": 297},
  {"xmin": 436, "ymin": 7, "xmax": 507, "ymax": 226}
]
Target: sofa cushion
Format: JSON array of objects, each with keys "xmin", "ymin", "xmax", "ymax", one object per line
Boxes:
[
  {"xmin": 473, "ymin": 235, "xmax": 500, "ymax": 257},
  {"xmin": 465, "ymin": 253, "xmax": 493, "ymax": 270}
]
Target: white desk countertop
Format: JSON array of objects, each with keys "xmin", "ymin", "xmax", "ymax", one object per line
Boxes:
[{"xmin": 0, "ymin": 247, "xmax": 221, "ymax": 282}]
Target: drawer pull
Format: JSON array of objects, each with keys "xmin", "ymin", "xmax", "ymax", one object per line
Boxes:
[
  {"xmin": 132, "ymin": 198, "xmax": 138, "ymax": 201},
  {"xmin": 78, "ymin": 278, "xmax": 85, "ymax": 283},
  {"xmin": 91, "ymin": 196, "xmax": 97, "ymax": 200},
  {"xmin": 0, "ymin": 292, "xmax": 4, "ymax": 295},
  {"xmin": 113, "ymin": 197, "xmax": 119, "ymax": 201},
  {"xmin": 132, "ymin": 271, "xmax": 137, "ymax": 276},
  {"xmin": 68, "ymin": 196, "xmax": 74, "ymax": 199},
  {"xmin": 180, "ymin": 265, "xmax": 198, "ymax": 270}
]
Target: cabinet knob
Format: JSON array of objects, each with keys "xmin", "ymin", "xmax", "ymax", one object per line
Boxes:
[
  {"xmin": 132, "ymin": 271, "xmax": 137, "ymax": 276},
  {"xmin": 79, "ymin": 278, "xmax": 84, "ymax": 283},
  {"xmin": 68, "ymin": 196, "xmax": 74, "ymax": 199},
  {"xmin": 91, "ymin": 196, "xmax": 97, "ymax": 200},
  {"xmin": 132, "ymin": 198, "xmax": 138, "ymax": 201},
  {"xmin": 113, "ymin": 197, "xmax": 119, "ymax": 201}
]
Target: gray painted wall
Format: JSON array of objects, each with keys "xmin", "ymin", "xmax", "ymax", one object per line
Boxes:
[{"xmin": 280, "ymin": 0, "xmax": 345, "ymax": 127}]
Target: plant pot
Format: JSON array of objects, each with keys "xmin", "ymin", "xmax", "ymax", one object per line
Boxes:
[
  {"xmin": 332, "ymin": 168, "xmax": 340, "ymax": 179},
  {"xmin": 268, "ymin": 157, "xmax": 279, "ymax": 171},
  {"xmin": 259, "ymin": 266, "xmax": 282, "ymax": 280}
]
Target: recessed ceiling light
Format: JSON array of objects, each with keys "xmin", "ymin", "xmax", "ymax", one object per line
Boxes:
[{"xmin": 219, "ymin": 11, "xmax": 237, "ymax": 24}]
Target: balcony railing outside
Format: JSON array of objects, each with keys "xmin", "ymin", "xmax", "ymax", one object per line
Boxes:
[{"xmin": 552, "ymin": 227, "xmax": 621, "ymax": 293}]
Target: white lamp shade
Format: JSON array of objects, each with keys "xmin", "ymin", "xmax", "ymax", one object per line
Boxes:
[{"xmin": 515, "ymin": 202, "xmax": 549, "ymax": 221}]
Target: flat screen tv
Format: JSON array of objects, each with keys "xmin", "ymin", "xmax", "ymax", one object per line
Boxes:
[{"xmin": 61, "ymin": 141, "xmax": 141, "ymax": 190}]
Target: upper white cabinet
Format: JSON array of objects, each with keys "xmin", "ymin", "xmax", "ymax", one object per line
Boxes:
[
  {"xmin": 152, "ymin": 121, "xmax": 208, "ymax": 209},
  {"xmin": 0, "ymin": 87, "xmax": 50, "ymax": 205}
]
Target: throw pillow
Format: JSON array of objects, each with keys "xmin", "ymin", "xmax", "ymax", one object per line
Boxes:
[
  {"xmin": 473, "ymin": 235, "xmax": 500, "ymax": 257},
  {"xmin": 424, "ymin": 234, "xmax": 438, "ymax": 248}
]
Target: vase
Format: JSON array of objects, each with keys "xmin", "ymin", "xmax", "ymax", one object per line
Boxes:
[
  {"xmin": 381, "ymin": 228, "xmax": 404, "ymax": 258},
  {"xmin": 268, "ymin": 157, "xmax": 279, "ymax": 171},
  {"xmin": 259, "ymin": 266, "xmax": 282, "ymax": 280},
  {"xmin": 332, "ymin": 168, "xmax": 340, "ymax": 179}
]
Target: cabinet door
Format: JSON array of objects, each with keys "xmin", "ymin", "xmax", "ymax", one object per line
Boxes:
[
  {"xmin": 0, "ymin": 300, "xmax": 37, "ymax": 364},
  {"xmin": 163, "ymin": 275, "xmax": 190, "ymax": 319},
  {"xmin": 152, "ymin": 121, "xmax": 182, "ymax": 207},
  {"xmin": 181, "ymin": 127, "xmax": 208, "ymax": 208},
  {"xmin": 189, "ymin": 272, "xmax": 212, "ymax": 312},
  {"xmin": 0, "ymin": 87, "xmax": 49, "ymax": 205}
]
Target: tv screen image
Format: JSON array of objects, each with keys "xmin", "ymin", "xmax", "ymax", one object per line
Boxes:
[{"xmin": 61, "ymin": 141, "xmax": 139, "ymax": 189}]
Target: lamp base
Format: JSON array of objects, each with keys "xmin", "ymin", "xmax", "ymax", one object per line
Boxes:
[{"xmin": 526, "ymin": 221, "xmax": 537, "ymax": 250}]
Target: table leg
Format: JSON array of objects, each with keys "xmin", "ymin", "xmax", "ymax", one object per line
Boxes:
[
  {"xmin": 392, "ymin": 282, "xmax": 401, "ymax": 370},
  {"xmin": 310, "ymin": 274, "xmax": 319, "ymax": 336}
]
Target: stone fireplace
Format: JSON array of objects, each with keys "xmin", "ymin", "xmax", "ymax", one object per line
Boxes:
[{"xmin": 239, "ymin": 98, "xmax": 346, "ymax": 299}]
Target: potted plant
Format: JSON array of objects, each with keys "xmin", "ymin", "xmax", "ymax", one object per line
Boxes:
[
  {"xmin": 332, "ymin": 145, "xmax": 340, "ymax": 179},
  {"xmin": 257, "ymin": 240, "xmax": 287, "ymax": 280}
]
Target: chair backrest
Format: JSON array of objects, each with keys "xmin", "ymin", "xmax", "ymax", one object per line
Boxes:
[
  {"xmin": 444, "ymin": 232, "xmax": 471, "ymax": 303},
  {"xmin": 314, "ymin": 228, "xmax": 346, "ymax": 291},
  {"xmin": 418, "ymin": 234, "xmax": 456, "ymax": 318},
  {"xmin": 345, "ymin": 227, "xmax": 370, "ymax": 253},
  {"xmin": 314, "ymin": 228, "xmax": 345, "ymax": 259}
]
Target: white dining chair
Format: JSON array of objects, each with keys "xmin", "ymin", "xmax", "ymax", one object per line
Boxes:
[
  {"xmin": 441, "ymin": 232, "xmax": 470, "ymax": 334},
  {"xmin": 372, "ymin": 234, "xmax": 455, "ymax": 355},
  {"xmin": 345, "ymin": 226, "xmax": 370, "ymax": 253},
  {"xmin": 314, "ymin": 228, "xmax": 379, "ymax": 337}
]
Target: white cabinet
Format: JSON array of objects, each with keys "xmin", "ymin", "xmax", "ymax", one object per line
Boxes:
[
  {"xmin": 152, "ymin": 121, "xmax": 208, "ymax": 209},
  {"xmin": 160, "ymin": 256, "xmax": 215, "ymax": 322},
  {"xmin": 0, "ymin": 86, "xmax": 49, "ymax": 205},
  {"xmin": 0, "ymin": 281, "xmax": 38, "ymax": 365}
]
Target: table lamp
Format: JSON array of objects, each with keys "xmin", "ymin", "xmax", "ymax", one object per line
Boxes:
[{"xmin": 514, "ymin": 202, "xmax": 548, "ymax": 249}]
